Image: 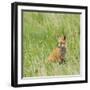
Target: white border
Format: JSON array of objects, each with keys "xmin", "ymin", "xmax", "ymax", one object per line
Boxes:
[{"xmin": 18, "ymin": 5, "xmax": 86, "ymax": 84}]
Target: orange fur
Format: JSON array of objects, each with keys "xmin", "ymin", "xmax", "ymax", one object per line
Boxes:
[{"xmin": 48, "ymin": 47, "xmax": 61, "ymax": 62}]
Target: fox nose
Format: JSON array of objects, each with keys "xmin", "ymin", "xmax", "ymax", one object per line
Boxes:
[{"xmin": 61, "ymin": 44, "xmax": 65, "ymax": 47}]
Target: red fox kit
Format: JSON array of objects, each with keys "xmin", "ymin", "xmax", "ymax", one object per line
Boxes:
[{"xmin": 48, "ymin": 36, "xmax": 66, "ymax": 63}]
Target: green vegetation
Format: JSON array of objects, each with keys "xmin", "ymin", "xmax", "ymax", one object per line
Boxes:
[{"xmin": 22, "ymin": 11, "xmax": 80, "ymax": 77}]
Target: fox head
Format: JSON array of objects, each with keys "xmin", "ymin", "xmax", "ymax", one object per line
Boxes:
[{"xmin": 58, "ymin": 35, "xmax": 66, "ymax": 47}]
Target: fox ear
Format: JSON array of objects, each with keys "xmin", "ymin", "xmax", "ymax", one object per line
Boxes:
[{"xmin": 64, "ymin": 35, "xmax": 66, "ymax": 40}]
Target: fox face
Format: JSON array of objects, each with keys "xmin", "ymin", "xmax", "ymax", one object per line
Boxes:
[
  {"xmin": 48, "ymin": 35, "xmax": 66, "ymax": 63},
  {"xmin": 58, "ymin": 36, "xmax": 66, "ymax": 48}
]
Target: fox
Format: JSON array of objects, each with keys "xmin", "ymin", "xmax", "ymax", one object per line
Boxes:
[{"xmin": 48, "ymin": 35, "xmax": 66, "ymax": 63}]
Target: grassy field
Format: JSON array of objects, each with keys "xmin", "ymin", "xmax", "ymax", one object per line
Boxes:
[{"xmin": 22, "ymin": 11, "xmax": 80, "ymax": 77}]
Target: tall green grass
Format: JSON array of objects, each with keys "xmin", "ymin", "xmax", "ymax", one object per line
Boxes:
[{"xmin": 22, "ymin": 11, "xmax": 80, "ymax": 77}]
